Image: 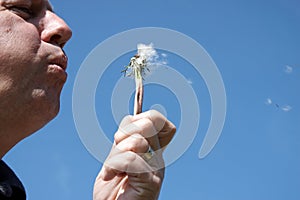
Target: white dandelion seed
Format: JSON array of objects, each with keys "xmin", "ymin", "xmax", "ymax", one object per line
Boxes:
[
  {"xmin": 161, "ymin": 53, "xmax": 168, "ymax": 58},
  {"xmin": 265, "ymin": 98, "xmax": 272, "ymax": 105},
  {"xmin": 187, "ymin": 79, "xmax": 193, "ymax": 85},
  {"xmin": 281, "ymin": 105, "xmax": 292, "ymax": 112},
  {"xmin": 284, "ymin": 65, "xmax": 293, "ymax": 74}
]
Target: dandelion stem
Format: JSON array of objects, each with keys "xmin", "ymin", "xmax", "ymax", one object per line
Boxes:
[{"xmin": 134, "ymin": 69, "xmax": 143, "ymax": 115}]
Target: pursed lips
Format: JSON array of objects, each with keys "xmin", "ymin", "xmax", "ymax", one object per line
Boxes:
[
  {"xmin": 49, "ymin": 54, "xmax": 68, "ymax": 71},
  {"xmin": 47, "ymin": 54, "xmax": 68, "ymax": 83}
]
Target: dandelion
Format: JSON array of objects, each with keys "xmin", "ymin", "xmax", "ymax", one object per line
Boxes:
[{"xmin": 122, "ymin": 43, "xmax": 159, "ymax": 115}]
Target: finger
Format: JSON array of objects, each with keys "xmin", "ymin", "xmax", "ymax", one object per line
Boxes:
[
  {"xmin": 118, "ymin": 115, "xmax": 134, "ymax": 128},
  {"xmin": 115, "ymin": 118, "xmax": 161, "ymax": 150},
  {"xmin": 109, "ymin": 135, "xmax": 163, "ymax": 169},
  {"xmin": 100, "ymin": 151, "xmax": 153, "ymax": 181},
  {"xmin": 132, "ymin": 110, "xmax": 167, "ymax": 132},
  {"xmin": 142, "ymin": 110, "xmax": 176, "ymax": 148},
  {"xmin": 115, "ymin": 110, "xmax": 176, "ymax": 149},
  {"xmin": 110, "ymin": 137, "xmax": 165, "ymax": 172},
  {"xmin": 114, "ymin": 133, "xmax": 149, "ymax": 154}
]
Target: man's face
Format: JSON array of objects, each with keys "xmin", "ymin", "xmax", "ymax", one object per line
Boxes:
[{"xmin": 0, "ymin": 0, "xmax": 72, "ymax": 133}]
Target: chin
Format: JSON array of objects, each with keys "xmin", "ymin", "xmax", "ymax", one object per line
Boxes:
[
  {"xmin": 46, "ymin": 102, "xmax": 60, "ymax": 121},
  {"xmin": 30, "ymin": 88, "xmax": 62, "ymax": 124}
]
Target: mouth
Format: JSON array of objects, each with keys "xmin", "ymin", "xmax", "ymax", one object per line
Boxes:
[
  {"xmin": 49, "ymin": 54, "xmax": 68, "ymax": 71},
  {"xmin": 48, "ymin": 54, "xmax": 68, "ymax": 82}
]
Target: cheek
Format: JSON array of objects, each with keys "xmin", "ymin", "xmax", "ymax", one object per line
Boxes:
[
  {"xmin": 0, "ymin": 18, "xmax": 44, "ymax": 81},
  {"xmin": 0, "ymin": 14, "xmax": 41, "ymax": 61},
  {"xmin": 10, "ymin": 27, "xmax": 41, "ymax": 61}
]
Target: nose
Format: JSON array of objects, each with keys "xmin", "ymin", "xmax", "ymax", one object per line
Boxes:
[{"xmin": 40, "ymin": 11, "xmax": 72, "ymax": 48}]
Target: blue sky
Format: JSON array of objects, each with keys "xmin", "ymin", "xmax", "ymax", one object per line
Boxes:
[{"xmin": 4, "ymin": 0, "xmax": 300, "ymax": 199}]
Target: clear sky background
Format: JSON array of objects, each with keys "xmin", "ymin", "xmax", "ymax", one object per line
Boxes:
[{"xmin": 4, "ymin": 0, "xmax": 300, "ymax": 199}]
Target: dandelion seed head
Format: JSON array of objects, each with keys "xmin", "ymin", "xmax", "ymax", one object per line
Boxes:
[
  {"xmin": 123, "ymin": 43, "xmax": 166, "ymax": 79},
  {"xmin": 137, "ymin": 43, "xmax": 159, "ymax": 64}
]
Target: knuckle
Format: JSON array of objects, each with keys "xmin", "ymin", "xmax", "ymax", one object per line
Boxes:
[
  {"xmin": 139, "ymin": 118, "xmax": 156, "ymax": 137},
  {"xmin": 128, "ymin": 134, "xmax": 148, "ymax": 152},
  {"xmin": 148, "ymin": 110, "xmax": 166, "ymax": 132},
  {"xmin": 141, "ymin": 118, "xmax": 154, "ymax": 129},
  {"xmin": 149, "ymin": 109, "xmax": 165, "ymax": 122},
  {"xmin": 139, "ymin": 136, "xmax": 149, "ymax": 148},
  {"xmin": 114, "ymin": 130, "xmax": 122, "ymax": 143},
  {"xmin": 124, "ymin": 151, "xmax": 138, "ymax": 164},
  {"xmin": 120, "ymin": 115, "xmax": 133, "ymax": 127},
  {"xmin": 123, "ymin": 114, "xmax": 133, "ymax": 121},
  {"xmin": 149, "ymin": 109, "xmax": 162, "ymax": 117},
  {"xmin": 114, "ymin": 123, "xmax": 136, "ymax": 143},
  {"xmin": 126, "ymin": 139, "xmax": 139, "ymax": 151},
  {"xmin": 169, "ymin": 123, "xmax": 177, "ymax": 135},
  {"xmin": 133, "ymin": 118, "xmax": 154, "ymax": 133}
]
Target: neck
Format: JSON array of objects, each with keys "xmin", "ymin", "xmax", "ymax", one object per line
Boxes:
[
  {"xmin": 0, "ymin": 121, "xmax": 32, "ymax": 159},
  {"xmin": 0, "ymin": 131, "xmax": 17, "ymax": 159},
  {"xmin": 0, "ymin": 104, "xmax": 52, "ymax": 159}
]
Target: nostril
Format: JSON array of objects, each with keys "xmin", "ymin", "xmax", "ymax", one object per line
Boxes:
[
  {"xmin": 49, "ymin": 29, "xmax": 72, "ymax": 48},
  {"xmin": 50, "ymin": 34, "xmax": 62, "ymax": 47}
]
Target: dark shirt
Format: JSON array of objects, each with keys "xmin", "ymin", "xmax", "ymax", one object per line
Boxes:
[{"xmin": 0, "ymin": 161, "xmax": 26, "ymax": 200}]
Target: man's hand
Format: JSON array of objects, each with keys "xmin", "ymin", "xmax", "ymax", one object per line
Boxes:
[{"xmin": 93, "ymin": 110, "xmax": 176, "ymax": 200}]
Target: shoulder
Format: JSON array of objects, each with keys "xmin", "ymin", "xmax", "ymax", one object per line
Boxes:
[{"xmin": 0, "ymin": 161, "xmax": 26, "ymax": 200}]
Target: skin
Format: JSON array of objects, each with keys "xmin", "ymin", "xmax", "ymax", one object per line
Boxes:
[
  {"xmin": 94, "ymin": 111, "xmax": 176, "ymax": 200},
  {"xmin": 0, "ymin": 0, "xmax": 176, "ymax": 199},
  {"xmin": 0, "ymin": 0, "xmax": 72, "ymax": 157}
]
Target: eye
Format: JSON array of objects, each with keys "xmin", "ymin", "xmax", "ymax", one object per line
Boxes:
[{"xmin": 8, "ymin": 6, "xmax": 33, "ymax": 19}]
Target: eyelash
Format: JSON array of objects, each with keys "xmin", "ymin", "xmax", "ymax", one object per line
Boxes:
[{"xmin": 8, "ymin": 6, "xmax": 33, "ymax": 19}]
